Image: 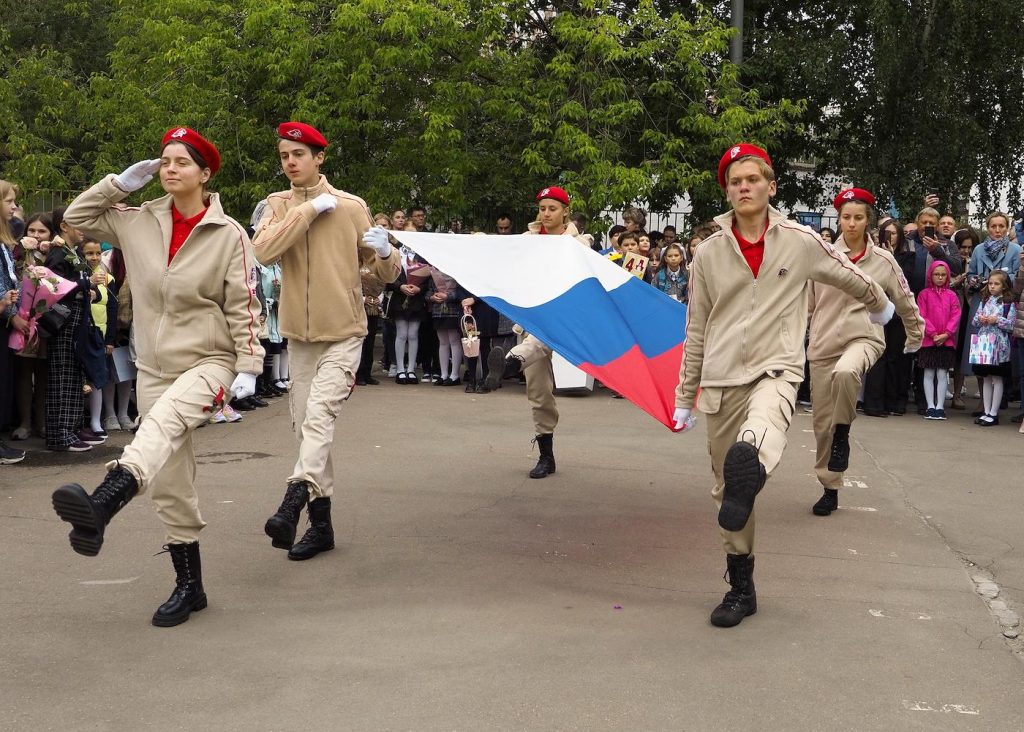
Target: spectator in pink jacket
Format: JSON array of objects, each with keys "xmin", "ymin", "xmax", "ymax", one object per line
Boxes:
[{"xmin": 915, "ymin": 260, "xmax": 961, "ymax": 419}]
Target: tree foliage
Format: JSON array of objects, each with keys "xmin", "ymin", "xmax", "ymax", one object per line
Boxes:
[
  {"xmin": 1, "ymin": 0, "xmax": 797, "ymax": 226},
  {"xmin": 733, "ymin": 0, "xmax": 1024, "ymax": 217}
]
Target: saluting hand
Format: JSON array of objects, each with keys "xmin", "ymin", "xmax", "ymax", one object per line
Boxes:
[{"xmin": 114, "ymin": 159, "xmax": 162, "ymax": 193}]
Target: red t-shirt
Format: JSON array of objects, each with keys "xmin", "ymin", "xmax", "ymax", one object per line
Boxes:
[
  {"xmin": 848, "ymin": 250, "xmax": 866, "ymax": 264},
  {"xmin": 169, "ymin": 205, "xmax": 208, "ymax": 264},
  {"xmin": 732, "ymin": 219, "xmax": 770, "ymax": 277}
]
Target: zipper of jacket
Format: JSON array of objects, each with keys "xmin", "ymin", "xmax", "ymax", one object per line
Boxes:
[{"xmin": 304, "ymin": 185, "xmax": 311, "ymax": 336}]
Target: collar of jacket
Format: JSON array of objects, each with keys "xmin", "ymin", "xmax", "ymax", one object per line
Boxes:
[
  {"xmin": 526, "ymin": 220, "xmax": 581, "ymax": 237},
  {"xmin": 289, "ymin": 174, "xmax": 331, "ymax": 199},
  {"xmin": 834, "ymin": 233, "xmax": 876, "ymax": 259},
  {"xmin": 713, "ymin": 205, "xmax": 787, "ymax": 245},
  {"xmin": 141, "ymin": 192, "xmax": 230, "ymax": 228}
]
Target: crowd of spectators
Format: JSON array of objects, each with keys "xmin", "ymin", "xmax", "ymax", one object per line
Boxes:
[{"xmin": 4, "ymin": 181, "xmax": 1024, "ymax": 468}]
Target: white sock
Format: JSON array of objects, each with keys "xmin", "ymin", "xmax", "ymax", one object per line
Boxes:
[
  {"xmin": 982, "ymin": 377, "xmax": 994, "ymax": 416},
  {"xmin": 935, "ymin": 370, "xmax": 948, "ymax": 410},
  {"xmin": 447, "ymin": 330, "xmax": 463, "ymax": 377},
  {"xmin": 271, "ymin": 354, "xmax": 281, "ymax": 381},
  {"xmin": 990, "ymin": 376, "xmax": 1004, "ymax": 417},
  {"xmin": 89, "ymin": 390, "xmax": 103, "ymax": 432},
  {"xmin": 280, "ymin": 348, "xmax": 289, "ymax": 380},
  {"xmin": 923, "ymin": 368, "xmax": 937, "ymax": 409},
  {"xmin": 438, "ymin": 341, "xmax": 451, "ymax": 379}
]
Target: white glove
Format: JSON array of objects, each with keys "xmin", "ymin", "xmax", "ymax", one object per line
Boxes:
[
  {"xmin": 114, "ymin": 159, "xmax": 162, "ymax": 193},
  {"xmin": 868, "ymin": 299, "xmax": 895, "ymax": 326},
  {"xmin": 310, "ymin": 193, "xmax": 336, "ymax": 215},
  {"xmin": 673, "ymin": 407, "xmax": 697, "ymax": 433},
  {"xmin": 363, "ymin": 226, "xmax": 393, "ymax": 258},
  {"xmin": 230, "ymin": 373, "xmax": 257, "ymax": 401}
]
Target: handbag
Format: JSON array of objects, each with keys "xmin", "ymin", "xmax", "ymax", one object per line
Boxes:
[
  {"xmin": 461, "ymin": 315, "xmax": 480, "ymax": 358},
  {"xmin": 36, "ymin": 301, "xmax": 71, "ymax": 339}
]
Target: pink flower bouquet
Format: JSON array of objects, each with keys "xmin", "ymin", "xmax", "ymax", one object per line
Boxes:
[{"xmin": 8, "ymin": 266, "xmax": 78, "ymax": 352}]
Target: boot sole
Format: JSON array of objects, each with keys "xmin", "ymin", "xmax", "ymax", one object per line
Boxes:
[
  {"xmin": 483, "ymin": 347, "xmax": 506, "ymax": 391},
  {"xmin": 287, "ymin": 543, "xmax": 335, "ymax": 561},
  {"xmin": 264, "ymin": 516, "xmax": 298, "ymax": 550},
  {"xmin": 152, "ymin": 594, "xmax": 208, "ymax": 627},
  {"xmin": 812, "ymin": 505, "xmax": 836, "ymax": 516},
  {"xmin": 52, "ymin": 484, "xmax": 105, "ymax": 556},
  {"xmin": 718, "ymin": 442, "xmax": 765, "ymax": 532}
]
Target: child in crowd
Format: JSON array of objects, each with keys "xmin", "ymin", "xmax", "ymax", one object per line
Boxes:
[
  {"xmin": 81, "ymin": 238, "xmax": 117, "ymax": 438},
  {"xmin": 652, "ymin": 242, "xmax": 687, "ymax": 302},
  {"xmin": 10, "ymin": 212, "xmax": 56, "ymax": 441},
  {"xmin": 970, "ymin": 270, "xmax": 1016, "ymax": 425},
  {"xmin": 915, "ymin": 261, "xmax": 961, "ymax": 419},
  {"xmin": 427, "ymin": 265, "xmax": 465, "ymax": 386},
  {"xmin": 388, "ymin": 246, "xmax": 427, "ymax": 384}
]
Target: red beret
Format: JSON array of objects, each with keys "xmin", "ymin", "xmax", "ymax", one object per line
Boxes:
[
  {"xmin": 833, "ymin": 187, "xmax": 877, "ymax": 211},
  {"xmin": 717, "ymin": 143, "xmax": 773, "ymax": 188},
  {"xmin": 536, "ymin": 186, "xmax": 570, "ymax": 206},
  {"xmin": 162, "ymin": 127, "xmax": 221, "ymax": 175},
  {"xmin": 278, "ymin": 122, "xmax": 328, "ymax": 149}
]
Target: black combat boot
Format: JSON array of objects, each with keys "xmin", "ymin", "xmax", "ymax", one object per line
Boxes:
[
  {"xmin": 529, "ymin": 433, "xmax": 556, "ymax": 479},
  {"xmin": 288, "ymin": 497, "xmax": 335, "ymax": 561},
  {"xmin": 152, "ymin": 541, "xmax": 207, "ymax": 627},
  {"xmin": 718, "ymin": 441, "xmax": 766, "ymax": 532},
  {"xmin": 827, "ymin": 423, "xmax": 851, "ymax": 473},
  {"xmin": 812, "ymin": 488, "xmax": 839, "ymax": 516},
  {"xmin": 483, "ymin": 347, "xmax": 523, "ymax": 390},
  {"xmin": 264, "ymin": 481, "xmax": 310, "ymax": 550},
  {"xmin": 710, "ymin": 554, "xmax": 757, "ymax": 628},
  {"xmin": 52, "ymin": 466, "xmax": 139, "ymax": 556}
]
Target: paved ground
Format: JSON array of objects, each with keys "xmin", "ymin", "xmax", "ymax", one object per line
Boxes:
[{"xmin": 2, "ymin": 377, "xmax": 1022, "ymax": 730}]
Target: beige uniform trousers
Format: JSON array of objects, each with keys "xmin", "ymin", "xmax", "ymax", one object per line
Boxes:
[
  {"xmin": 701, "ymin": 376, "xmax": 798, "ymax": 555},
  {"xmin": 287, "ymin": 337, "xmax": 362, "ymax": 498},
  {"xmin": 809, "ymin": 339, "xmax": 884, "ymax": 489},
  {"xmin": 114, "ymin": 363, "xmax": 235, "ymax": 544},
  {"xmin": 510, "ymin": 333, "xmax": 558, "ymax": 435}
]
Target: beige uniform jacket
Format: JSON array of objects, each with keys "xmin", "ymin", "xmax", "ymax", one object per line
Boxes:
[
  {"xmin": 253, "ymin": 175, "xmax": 401, "ymax": 342},
  {"xmin": 675, "ymin": 207, "xmax": 890, "ymax": 410},
  {"xmin": 64, "ymin": 176, "xmax": 264, "ymax": 379},
  {"xmin": 807, "ymin": 235, "xmax": 924, "ymax": 362}
]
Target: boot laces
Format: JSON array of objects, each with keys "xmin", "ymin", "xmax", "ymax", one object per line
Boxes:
[
  {"xmin": 93, "ymin": 467, "xmax": 137, "ymax": 509},
  {"xmin": 158, "ymin": 544, "xmax": 195, "ymax": 592},
  {"xmin": 279, "ymin": 483, "xmax": 308, "ymax": 515}
]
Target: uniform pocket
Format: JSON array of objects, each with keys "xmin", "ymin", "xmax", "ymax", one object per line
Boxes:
[{"xmin": 697, "ymin": 386, "xmax": 723, "ymax": 415}]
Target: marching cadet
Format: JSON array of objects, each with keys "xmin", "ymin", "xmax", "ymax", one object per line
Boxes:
[
  {"xmin": 674, "ymin": 145, "xmax": 896, "ymax": 628},
  {"xmin": 483, "ymin": 186, "xmax": 592, "ymax": 479},
  {"xmin": 807, "ymin": 188, "xmax": 923, "ymax": 516},
  {"xmin": 52, "ymin": 127, "xmax": 264, "ymax": 627},
  {"xmin": 254, "ymin": 122, "xmax": 400, "ymax": 560}
]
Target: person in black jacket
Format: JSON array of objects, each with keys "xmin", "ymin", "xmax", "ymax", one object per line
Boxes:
[{"xmin": 862, "ymin": 219, "xmax": 917, "ymax": 416}]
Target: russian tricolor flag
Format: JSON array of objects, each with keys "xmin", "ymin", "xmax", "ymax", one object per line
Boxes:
[{"xmin": 391, "ymin": 232, "xmax": 687, "ymax": 430}]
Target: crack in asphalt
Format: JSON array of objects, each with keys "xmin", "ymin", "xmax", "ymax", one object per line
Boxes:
[{"xmin": 856, "ymin": 435, "xmax": 1024, "ymax": 661}]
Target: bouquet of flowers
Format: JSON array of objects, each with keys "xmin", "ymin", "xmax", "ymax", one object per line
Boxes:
[
  {"xmin": 7, "ymin": 266, "xmax": 78, "ymax": 352},
  {"xmin": 404, "ymin": 261, "xmax": 431, "ymax": 289}
]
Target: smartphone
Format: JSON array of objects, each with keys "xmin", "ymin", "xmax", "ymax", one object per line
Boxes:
[{"xmin": 923, "ymin": 225, "xmax": 936, "ymax": 238}]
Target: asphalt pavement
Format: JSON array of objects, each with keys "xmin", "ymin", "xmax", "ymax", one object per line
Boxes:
[{"xmin": 2, "ymin": 376, "xmax": 1022, "ymax": 730}]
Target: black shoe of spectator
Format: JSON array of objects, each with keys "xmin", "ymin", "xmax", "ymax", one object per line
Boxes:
[
  {"xmin": 475, "ymin": 383, "xmax": 491, "ymax": 394},
  {"xmin": 250, "ymin": 395, "xmax": 269, "ymax": 408},
  {"xmin": 465, "ymin": 380, "xmax": 477, "ymax": 393},
  {"xmin": 233, "ymin": 397, "xmax": 256, "ymax": 411},
  {"xmin": 1012, "ymin": 413, "xmax": 1024, "ymax": 424},
  {"xmin": 0, "ymin": 441, "xmax": 26, "ymax": 465}
]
